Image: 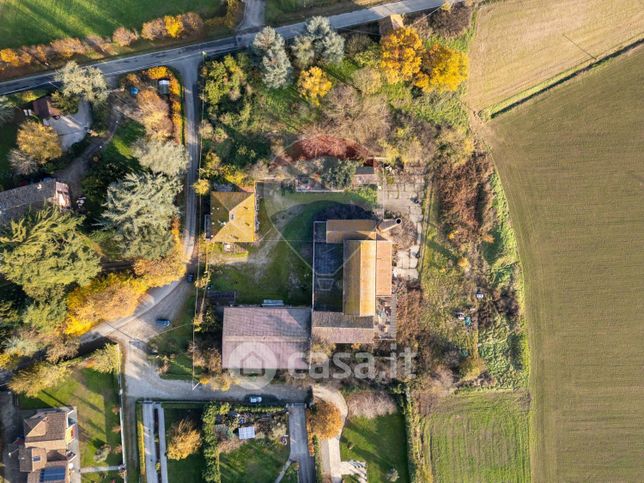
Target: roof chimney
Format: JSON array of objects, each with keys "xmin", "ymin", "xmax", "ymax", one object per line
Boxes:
[{"xmin": 377, "ymin": 218, "xmax": 402, "ymax": 233}]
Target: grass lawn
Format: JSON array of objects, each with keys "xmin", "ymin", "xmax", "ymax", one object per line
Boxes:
[
  {"xmin": 82, "ymin": 472, "xmax": 124, "ymax": 482},
  {"xmin": 163, "ymin": 404, "xmax": 206, "ymax": 483},
  {"xmin": 0, "ymin": 122, "xmax": 17, "ymax": 190},
  {"xmin": 265, "ymin": 0, "xmax": 386, "ymax": 25},
  {"xmin": 425, "ymin": 391, "xmax": 530, "ymax": 483},
  {"xmin": 19, "ymin": 367, "xmax": 122, "ymax": 468},
  {"xmin": 340, "ymin": 412, "xmax": 410, "ymax": 483},
  {"xmin": 211, "ymin": 189, "xmax": 373, "ymax": 305},
  {"xmin": 486, "ymin": 48, "xmax": 644, "ymax": 481},
  {"xmin": 220, "ymin": 439, "xmax": 289, "ymax": 483},
  {"xmin": 468, "ymin": 0, "xmax": 644, "ymax": 113},
  {"xmin": 0, "ymin": 0, "xmax": 223, "ymax": 49}
]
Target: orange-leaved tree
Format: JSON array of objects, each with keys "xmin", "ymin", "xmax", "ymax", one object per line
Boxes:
[
  {"xmin": 297, "ymin": 67, "xmax": 333, "ymax": 106},
  {"xmin": 65, "ymin": 273, "xmax": 147, "ymax": 335},
  {"xmin": 308, "ymin": 399, "xmax": 342, "ymax": 439},
  {"xmin": 378, "ymin": 26, "xmax": 424, "ymax": 84},
  {"xmin": 415, "ymin": 43, "xmax": 468, "ymax": 93},
  {"xmin": 164, "ymin": 15, "xmax": 185, "ymax": 39}
]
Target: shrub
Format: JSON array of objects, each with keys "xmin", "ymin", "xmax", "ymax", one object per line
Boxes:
[
  {"xmin": 8, "ymin": 149, "xmax": 38, "ymax": 175},
  {"xmin": 297, "ymin": 67, "xmax": 332, "ymax": 106},
  {"xmin": 141, "ymin": 18, "xmax": 167, "ymax": 40},
  {"xmin": 352, "ymin": 67, "xmax": 382, "ymax": 95},
  {"xmin": 50, "ymin": 38, "xmax": 86, "ymax": 59},
  {"xmin": 379, "ymin": 27, "xmax": 423, "ymax": 84},
  {"xmin": 346, "ymin": 34, "xmax": 375, "ymax": 56},
  {"xmin": 321, "ymin": 159, "xmax": 357, "ymax": 189},
  {"xmin": 137, "ymin": 89, "xmax": 172, "ymax": 139},
  {"xmin": 193, "ymin": 178, "xmax": 211, "ymax": 196},
  {"xmin": 416, "ymin": 44, "xmax": 468, "ymax": 93},
  {"xmin": 308, "ymin": 399, "xmax": 342, "ymax": 439},
  {"xmin": 88, "ymin": 344, "xmax": 120, "ymax": 373},
  {"xmin": 9, "ymin": 362, "xmax": 70, "ymax": 397},
  {"xmin": 112, "ymin": 27, "xmax": 139, "ymax": 47},
  {"xmin": 429, "ymin": 2, "xmax": 473, "ymax": 38},
  {"xmin": 0, "ymin": 48, "xmax": 21, "ymax": 66},
  {"xmin": 164, "ymin": 15, "xmax": 185, "ymax": 38},
  {"xmin": 346, "ymin": 391, "xmax": 397, "ymax": 419},
  {"xmin": 168, "ymin": 419, "xmax": 202, "ymax": 460},
  {"xmin": 16, "ymin": 121, "xmax": 62, "ymax": 162}
]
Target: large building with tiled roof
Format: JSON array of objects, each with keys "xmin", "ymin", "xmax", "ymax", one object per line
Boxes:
[{"xmin": 210, "ymin": 190, "xmax": 256, "ymax": 243}]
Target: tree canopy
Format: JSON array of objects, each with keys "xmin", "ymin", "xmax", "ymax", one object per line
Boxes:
[
  {"xmin": 167, "ymin": 419, "xmax": 202, "ymax": 460},
  {"xmin": 252, "ymin": 27, "xmax": 292, "ymax": 89},
  {"xmin": 379, "ymin": 27, "xmax": 424, "ymax": 84},
  {"xmin": 416, "ymin": 44, "xmax": 469, "ymax": 92},
  {"xmin": 16, "ymin": 121, "xmax": 62, "ymax": 163},
  {"xmin": 0, "ymin": 208, "xmax": 101, "ymax": 301},
  {"xmin": 132, "ymin": 139, "xmax": 189, "ymax": 176},
  {"xmin": 0, "ymin": 96, "xmax": 15, "ymax": 125},
  {"xmin": 298, "ymin": 67, "xmax": 332, "ymax": 106},
  {"xmin": 55, "ymin": 61, "xmax": 108, "ymax": 104},
  {"xmin": 101, "ymin": 172, "xmax": 180, "ymax": 260}
]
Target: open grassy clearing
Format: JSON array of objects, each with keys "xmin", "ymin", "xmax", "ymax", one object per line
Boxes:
[
  {"xmin": 340, "ymin": 412, "xmax": 410, "ymax": 483},
  {"xmin": 19, "ymin": 367, "xmax": 122, "ymax": 468},
  {"xmin": 425, "ymin": 391, "xmax": 530, "ymax": 482},
  {"xmin": 0, "ymin": 0, "xmax": 223, "ymax": 49},
  {"xmin": 486, "ymin": 47, "xmax": 644, "ymax": 481},
  {"xmin": 468, "ymin": 0, "xmax": 644, "ymax": 113}
]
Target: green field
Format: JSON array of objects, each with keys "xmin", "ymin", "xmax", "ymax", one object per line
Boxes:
[
  {"xmin": 487, "ymin": 48, "xmax": 644, "ymax": 481},
  {"xmin": 340, "ymin": 412, "xmax": 410, "ymax": 483},
  {"xmin": 265, "ymin": 0, "xmax": 385, "ymax": 24},
  {"xmin": 425, "ymin": 391, "xmax": 530, "ymax": 482},
  {"xmin": 19, "ymin": 367, "xmax": 122, "ymax": 468},
  {"xmin": 0, "ymin": 0, "xmax": 222, "ymax": 48}
]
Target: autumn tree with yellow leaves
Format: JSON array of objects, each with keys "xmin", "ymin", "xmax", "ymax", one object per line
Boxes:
[
  {"xmin": 164, "ymin": 16, "xmax": 185, "ymax": 39},
  {"xmin": 297, "ymin": 67, "xmax": 332, "ymax": 106},
  {"xmin": 415, "ymin": 43, "xmax": 468, "ymax": 92},
  {"xmin": 378, "ymin": 27, "xmax": 424, "ymax": 84}
]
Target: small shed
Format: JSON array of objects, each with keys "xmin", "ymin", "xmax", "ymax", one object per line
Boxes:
[
  {"xmin": 238, "ymin": 426, "xmax": 256, "ymax": 440},
  {"xmin": 158, "ymin": 79, "xmax": 170, "ymax": 95}
]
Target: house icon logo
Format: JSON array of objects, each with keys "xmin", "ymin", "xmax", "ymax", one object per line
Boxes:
[{"xmin": 226, "ymin": 342, "xmax": 277, "ymax": 389}]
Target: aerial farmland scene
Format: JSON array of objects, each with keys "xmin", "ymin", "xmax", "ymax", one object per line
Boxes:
[{"xmin": 0, "ymin": 0, "xmax": 641, "ymax": 482}]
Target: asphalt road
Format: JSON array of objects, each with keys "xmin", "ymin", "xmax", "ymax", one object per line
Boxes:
[
  {"xmin": 142, "ymin": 402, "xmax": 159, "ymax": 483},
  {"xmin": 0, "ymin": 0, "xmax": 447, "ymax": 96},
  {"xmin": 288, "ymin": 404, "xmax": 316, "ymax": 483}
]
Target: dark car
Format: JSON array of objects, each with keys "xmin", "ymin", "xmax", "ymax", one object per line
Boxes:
[
  {"xmin": 186, "ymin": 273, "xmax": 195, "ymax": 283},
  {"xmin": 155, "ymin": 318, "xmax": 171, "ymax": 328},
  {"xmin": 247, "ymin": 395, "xmax": 263, "ymax": 404}
]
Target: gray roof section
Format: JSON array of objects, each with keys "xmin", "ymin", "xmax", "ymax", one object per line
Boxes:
[
  {"xmin": 0, "ymin": 180, "xmax": 70, "ymax": 225},
  {"xmin": 312, "ymin": 311, "xmax": 375, "ymax": 344},
  {"xmin": 222, "ymin": 307, "xmax": 311, "ymax": 370}
]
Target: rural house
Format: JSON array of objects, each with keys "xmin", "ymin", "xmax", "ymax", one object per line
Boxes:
[
  {"xmin": 312, "ymin": 219, "xmax": 397, "ymax": 344},
  {"xmin": 22, "ymin": 95, "xmax": 91, "ymax": 150},
  {"xmin": 222, "ymin": 306, "xmax": 311, "ymax": 370},
  {"xmin": 0, "ymin": 179, "xmax": 71, "ymax": 225},
  {"xmin": 209, "ymin": 190, "xmax": 257, "ymax": 243},
  {"xmin": 17, "ymin": 407, "xmax": 78, "ymax": 483}
]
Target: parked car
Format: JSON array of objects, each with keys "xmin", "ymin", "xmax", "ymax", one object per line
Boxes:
[
  {"xmin": 155, "ymin": 318, "xmax": 171, "ymax": 328},
  {"xmin": 186, "ymin": 272, "xmax": 195, "ymax": 283},
  {"xmin": 248, "ymin": 395, "xmax": 263, "ymax": 404}
]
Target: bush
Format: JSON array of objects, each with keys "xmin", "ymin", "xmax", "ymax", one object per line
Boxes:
[
  {"xmin": 308, "ymin": 399, "xmax": 342, "ymax": 439},
  {"xmin": 321, "ymin": 159, "xmax": 357, "ymax": 189},
  {"xmin": 168, "ymin": 419, "xmax": 202, "ymax": 460},
  {"xmin": 346, "ymin": 391, "xmax": 397, "ymax": 419},
  {"xmin": 9, "ymin": 362, "xmax": 70, "ymax": 397},
  {"xmin": 429, "ymin": 3, "xmax": 472, "ymax": 38},
  {"xmin": 88, "ymin": 344, "xmax": 120, "ymax": 373},
  {"xmin": 112, "ymin": 27, "xmax": 139, "ymax": 47}
]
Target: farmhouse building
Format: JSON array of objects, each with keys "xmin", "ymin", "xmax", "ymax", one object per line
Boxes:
[
  {"xmin": 210, "ymin": 190, "xmax": 257, "ymax": 243},
  {"xmin": 0, "ymin": 179, "xmax": 71, "ymax": 225},
  {"xmin": 222, "ymin": 306, "xmax": 311, "ymax": 370}
]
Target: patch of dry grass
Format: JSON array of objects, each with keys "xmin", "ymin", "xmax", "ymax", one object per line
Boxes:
[{"xmin": 468, "ymin": 0, "xmax": 644, "ymax": 113}]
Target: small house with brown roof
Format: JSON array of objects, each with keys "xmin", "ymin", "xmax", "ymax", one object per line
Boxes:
[
  {"xmin": 222, "ymin": 307, "xmax": 311, "ymax": 370},
  {"xmin": 0, "ymin": 179, "xmax": 71, "ymax": 225},
  {"xmin": 210, "ymin": 190, "xmax": 256, "ymax": 243},
  {"xmin": 18, "ymin": 407, "xmax": 78, "ymax": 483}
]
